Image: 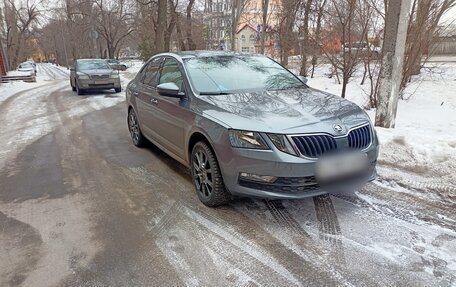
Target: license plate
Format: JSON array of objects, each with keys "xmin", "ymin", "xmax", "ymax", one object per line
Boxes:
[
  {"xmin": 94, "ymin": 80, "xmax": 108, "ymax": 84},
  {"xmin": 315, "ymin": 152, "xmax": 368, "ymax": 182}
]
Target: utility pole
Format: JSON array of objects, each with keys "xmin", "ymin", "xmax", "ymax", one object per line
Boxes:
[{"xmin": 375, "ymin": 0, "xmax": 411, "ymax": 128}]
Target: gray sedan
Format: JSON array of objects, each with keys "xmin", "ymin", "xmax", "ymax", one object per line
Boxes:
[
  {"xmin": 70, "ymin": 59, "xmax": 121, "ymax": 95},
  {"xmin": 126, "ymin": 51, "xmax": 379, "ymax": 207}
]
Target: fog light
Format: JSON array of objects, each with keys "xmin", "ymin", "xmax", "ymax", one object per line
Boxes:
[{"xmin": 239, "ymin": 172, "xmax": 277, "ymax": 183}]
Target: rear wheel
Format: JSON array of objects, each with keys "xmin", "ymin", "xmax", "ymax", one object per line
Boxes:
[
  {"xmin": 128, "ymin": 108, "xmax": 146, "ymax": 147},
  {"xmin": 191, "ymin": 142, "xmax": 231, "ymax": 207},
  {"xmin": 115, "ymin": 87, "xmax": 121, "ymax": 93}
]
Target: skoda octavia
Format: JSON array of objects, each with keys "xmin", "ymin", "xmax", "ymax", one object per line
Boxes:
[{"xmin": 126, "ymin": 51, "xmax": 379, "ymax": 206}]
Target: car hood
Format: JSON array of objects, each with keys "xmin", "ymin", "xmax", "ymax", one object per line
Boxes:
[
  {"xmin": 197, "ymin": 88, "xmax": 370, "ymax": 134},
  {"xmin": 79, "ymin": 69, "xmax": 113, "ymax": 75}
]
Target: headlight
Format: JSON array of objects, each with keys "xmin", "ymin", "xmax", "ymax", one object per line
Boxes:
[
  {"xmin": 110, "ymin": 73, "xmax": 119, "ymax": 79},
  {"xmin": 229, "ymin": 130, "xmax": 269, "ymax": 149},
  {"xmin": 76, "ymin": 72, "xmax": 89, "ymax": 80},
  {"xmin": 268, "ymin": 134, "xmax": 299, "ymax": 156}
]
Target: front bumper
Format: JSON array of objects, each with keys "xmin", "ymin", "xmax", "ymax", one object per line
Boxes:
[
  {"xmin": 78, "ymin": 78, "xmax": 121, "ymax": 90},
  {"xmin": 216, "ymin": 139, "xmax": 379, "ymax": 200}
]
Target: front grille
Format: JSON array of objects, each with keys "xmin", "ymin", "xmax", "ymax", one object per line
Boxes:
[
  {"xmin": 239, "ymin": 176, "xmax": 319, "ymax": 193},
  {"xmin": 347, "ymin": 125, "xmax": 371, "ymax": 150},
  {"xmin": 90, "ymin": 74, "xmax": 110, "ymax": 80},
  {"xmin": 291, "ymin": 134, "xmax": 337, "ymax": 158}
]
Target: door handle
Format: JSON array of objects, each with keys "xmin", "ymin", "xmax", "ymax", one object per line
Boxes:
[
  {"xmin": 151, "ymin": 98, "xmax": 158, "ymax": 105},
  {"xmin": 132, "ymin": 91, "xmax": 139, "ymax": 97}
]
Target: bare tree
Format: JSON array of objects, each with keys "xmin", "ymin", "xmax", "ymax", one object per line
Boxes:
[
  {"xmin": 310, "ymin": 0, "xmax": 326, "ymax": 78},
  {"xmin": 259, "ymin": 0, "xmax": 269, "ymax": 54},
  {"xmin": 94, "ymin": 0, "xmax": 136, "ymax": 58},
  {"xmin": 298, "ymin": 0, "xmax": 312, "ymax": 76},
  {"xmin": 231, "ymin": 0, "xmax": 249, "ymax": 51},
  {"xmin": 277, "ymin": 0, "xmax": 300, "ymax": 66},
  {"xmin": 401, "ymin": 0, "xmax": 456, "ymax": 90},
  {"xmin": 321, "ymin": 0, "xmax": 370, "ymax": 98},
  {"xmin": 2, "ymin": 0, "xmax": 42, "ymax": 67}
]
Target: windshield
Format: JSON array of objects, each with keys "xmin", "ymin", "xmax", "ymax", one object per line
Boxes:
[
  {"xmin": 183, "ymin": 55, "xmax": 305, "ymax": 94},
  {"xmin": 78, "ymin": 60, "xmax": 111, "ymax": 70},
  {"xmin": 18, "ymin": 63, "xmax": 33, "ymax": 69}
]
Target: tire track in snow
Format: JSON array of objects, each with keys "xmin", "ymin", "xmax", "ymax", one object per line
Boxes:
[
  {"xmin": 237, "ymin": 199, "xmax": 355, "ymax": 286},
  {"xmin": 333, "ymin": 191, "xmax": 456, "ymax": 232},
  {"xmin": 182, "ymin": 205, "xmax": 302, "ymax": 286},
  {"xmin": 0, "ymin": 82, "xmax": 68, "ymax": 172},
  {"xmin": 313, "ymin": 194, "xmax": 346, "ymax": 265},
  {"xmin": 400, "ymin": 180, "xmax": 456, "ymax": 196},
  {"xmin": 37, "ymin": 63, "xmax": 68, "ymax": 80},
  {"xmin": 264, "ymin": 200, "xmax": 310, "ymax": 238}
]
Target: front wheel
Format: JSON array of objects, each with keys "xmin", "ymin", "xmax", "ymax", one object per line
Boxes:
[
  {"xmin": 191, "ymin": 142, "xmax": 231, "ymax": 207},
  {"xmin": 76, "ymin": 82, "xmax": 85, "ymax": 95}
]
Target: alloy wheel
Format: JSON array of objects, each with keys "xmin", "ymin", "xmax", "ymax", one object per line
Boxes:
[
  {"xmin": 129, "ymin": 112, "xmax": 140, "ymax": 144},
  {"xmin": 192, "ymin": 149, "xmax": 214, "ymax": 199}
]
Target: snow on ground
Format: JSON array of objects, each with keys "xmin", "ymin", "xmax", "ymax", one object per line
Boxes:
[
  {"xmin": 307, "ymin": 62, "xmax": 456, "ymax": 190},
  {"xmin": 119, "ymin": 59, "xmax": 144, "ymax": 83},
  {"xmin": 0, "ymin": 63, "xmax": 132, "ymax": 172},
  {"xmin": 6, "ymin": 70, "xmax": 34, "ymax": 77}
]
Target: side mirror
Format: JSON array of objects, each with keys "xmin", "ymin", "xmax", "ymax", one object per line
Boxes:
[
  {"xmin": 298, "ymin": 75, "xmax": 308, "ymax": 84},
  {"xmin": 157, "ymin": 82, "xmax": 184, "ymax": 98}
]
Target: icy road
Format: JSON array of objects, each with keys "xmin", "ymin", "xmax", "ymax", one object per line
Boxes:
[{"xmin": 0, "ymin": 63, "xmax": 455, "ymax": 287}]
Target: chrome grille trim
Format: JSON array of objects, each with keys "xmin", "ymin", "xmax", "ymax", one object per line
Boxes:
[
  {"xmin": 288, "ymin": 123, "xmax": 372, "ymax": 159},
  {"xmin": 347, "ymin": 124, "xmax": 371, "ymax": 150},
  {"xmin": 90, "ymin": 74, "xmax": 110, "ymax": 80},
  {"xmin": 291, "ymin": 134, "xmax": 337, "ymax": 158}
]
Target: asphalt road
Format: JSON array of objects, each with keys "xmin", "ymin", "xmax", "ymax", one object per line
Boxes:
[{"xmin": 0, "ymin": 64, "xmax": 455, "ymax": 287}]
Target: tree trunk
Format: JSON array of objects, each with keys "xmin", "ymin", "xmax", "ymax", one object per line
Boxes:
[
  {"xmin": 156, "ymin": 0, "xmax": 168, "ymax": 53},
  {"xmin": 260, "ymin": 0, "xmax": 269, "ymax": 54},
  {"xmin": 231, "ymin": 0, "xmax": 238, "ymax": 51},
  {"xmin": 175, "ymin": 16, "xmax": 187, "ymax": 50},
  {"xmin": 375, "ymin": 0, "xmax": 411, "ymax": 128},
  {"xmin": 186, "ymin": 0, "xmax": 196, "ymax": 50},
  {"xmin": 310, "ymin": 0, "xmax": 326, "ymax": 78},
  {"xmin": 299, "ymin": 0, "xmax": 312, "ymax": 76}
]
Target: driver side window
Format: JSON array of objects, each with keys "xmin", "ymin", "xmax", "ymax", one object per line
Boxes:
[
  {"xmin": 159, "ymin": 58, "xmax": 184, "ymax": 92},
  {"xmin": 141, "ymin": 57, "xmax": 163, "ymax": 87}
]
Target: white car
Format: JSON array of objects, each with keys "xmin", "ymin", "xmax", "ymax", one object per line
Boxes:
[{"xmin": 17, "ymin": 62, "xmax": 36, "ymax": 75}]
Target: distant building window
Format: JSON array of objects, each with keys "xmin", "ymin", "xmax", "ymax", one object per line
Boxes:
[
  {"xmin": 249, "ymin": 34, "xmax": 255, "ymax": 43},
  {"xmin": 241, "ymin": 35, "xmax": 246, "ymax": 42},
  {"xmin": 241, "ymin": 47, "xmax": 250, "ymax": 52}
]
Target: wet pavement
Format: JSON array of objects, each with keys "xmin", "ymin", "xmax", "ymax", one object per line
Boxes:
[{"xmin": 0, "ymin": 64, "xmax": 455, "ymax": 286}]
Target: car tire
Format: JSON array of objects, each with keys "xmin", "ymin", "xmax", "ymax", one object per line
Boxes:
[
  {"xmin": 191, "ymin": 141, "xmax": 231, "ymax": 207},
  {"xmin": 76, "ymin": 82, "xmax": 85, "ymax": 95},
  {"xmin": 128, "ymin": 108, "xmax": 146, "ymax": 147},
  {"xmin": 121, "ymin": 65, "xmax": 127, "ymax": 71},
  {"xmin": 115, "ymin": 87, "xmax": 121, "ymax": 93}
]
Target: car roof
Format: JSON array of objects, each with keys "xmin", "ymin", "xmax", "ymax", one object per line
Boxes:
[
  {"xmin": 76, "ymin": 59, "xmax": 108, "ymax": 62},
  {"xmin": 153, "ymin": 50, "xmax": 267, "ymax": 60}
]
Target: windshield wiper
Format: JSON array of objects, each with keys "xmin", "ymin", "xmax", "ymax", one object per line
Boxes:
[{"xmin": 199, "ymin": 91, "xmax": 231, "ymax": 95}]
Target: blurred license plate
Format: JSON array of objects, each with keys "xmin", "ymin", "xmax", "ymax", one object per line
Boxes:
[
  {"xmin": 94, "ymin": 80, "xmax": 108, "ymax": 84},
  {"xmin": 316, "ymin": 152, "xmax": 368, "ymax": 182}
]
